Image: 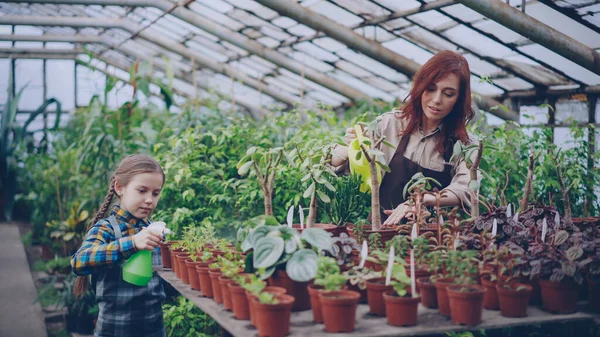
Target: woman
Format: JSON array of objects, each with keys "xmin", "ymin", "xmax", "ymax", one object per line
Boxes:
[{"xmin": 331, "ymin": 50, "xmax": 479, "ymax": 226}]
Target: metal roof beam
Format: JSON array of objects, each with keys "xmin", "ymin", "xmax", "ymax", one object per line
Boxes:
[
  {"xmin": 456, "ymin": 0, "xmax": 600, "ymax": 77},
  {"xmin": 255, "ymin": 0, "xmax": 519, "ymax": 121},
  {"xmin": 1, "ymin": 0, "xmax": 368, "ymax": 103},
  {"xmin": 0, "ymin": 15, "xmax": 301, "ymax": 108}
]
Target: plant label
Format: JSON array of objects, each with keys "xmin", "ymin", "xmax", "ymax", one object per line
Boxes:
[
  {"xmin": 385, "ymin": 245, "xmax": 394, "ymax": 286},
  {"xmin": 506, "ymin": 204, "xmax": 512, "ymax": 218},
  {"xmin": 359, "ymin": 240, "xmax": 368, "ymax": 268},
  {"xmin": 410, "ymin": 249, "xmax": 416, "ymax": 297},
  {"xmin": 299, "ymin": 205, "xmax": 304, "ymax": 229},
  {"xmin": 287, "ymin": 205, "xmax": 294, "ymax": 228},
  {"xmin": 542, "ymin": 218, "xmax": 547, "ymax": 243},
  {"xmin": 554, "ymin": 212, "xmax": 560, "ymax": 229},
  {"xmin": 513, "ymin": 211, "xmax": 519, "ymax": 223},
  {"xmin": 492, "ymin": 218, "xmax": 497, "ymax": 236},
  {"xmin": 454, "ymin": 236, "xmax": 460, "ymax": 250},
  {"xmin": 439, "ymin": 215, "xmax": 444, "ymax": 225},
  {"xmin": 411, "ymin": 223, "xmax": 418, "ymax": 240}
]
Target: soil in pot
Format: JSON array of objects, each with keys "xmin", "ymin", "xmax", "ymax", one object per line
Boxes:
[
  {"xmin": 539, "ymin": 278, "xmax": 579, "ymax": 314},
  {"xmin": 447, "ymin": 284, "xmax": 485, "ymax": 326},
  {"xmin": 254, "ymin": 294, "xmax": 295, "ymax": 337},
  {"xmin": 319, "ymin": 290, "xmax": 360, "ymax": 333},
  {"xmin": 496, "ymin": 283, "xmax": 532, "ymax": 318},
  {"xmin": 434, "ymin": 277, "xmax": 454, "ymax": 316},
  {"xmin": 366, "ymin": 277, "xmax": 393, "ymax": 316},
  {"xmin": 480, "ymin": 275, "xmax": 499, "ymax": 310},
  {"xmin": 383, "ymin": 291, "xmax": 420, "ymax": 327},
  {"xmin": 268, "ymin": 269, "xmax": 312, "ymax": 311},
  {"xmin": 417, "ymin": 277, "xmax": 437, "ymax": 309}
]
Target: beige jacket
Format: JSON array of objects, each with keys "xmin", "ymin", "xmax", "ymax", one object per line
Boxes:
[{"xmin": 332, "ymin": 111, "xmax": 479, "ymax": 209}]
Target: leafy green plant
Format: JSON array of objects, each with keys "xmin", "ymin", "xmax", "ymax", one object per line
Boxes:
[
  {"xmin": 163, "ymin": 296, "xmax": 217, "ymax": 337},
  {"xmin": 389, "ymin": 264, "xmax": 412, "ymax": 297},
  {"xmin": 368, "ymin": 232, "xmax": 382, "ymax": 251},
  {"xmin": 321, "ymin": 173, "xmax": 367, "ymax": 227},
  {"xmin": 343, "ymin": 266, "xmax": 381, "ymax": 290},
  {"xmin": 314, "ymin": 256, "xmax": 347, "ymax": 291}
]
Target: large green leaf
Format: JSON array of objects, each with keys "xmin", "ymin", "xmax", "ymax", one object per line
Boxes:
[
  {"xmin": 253, "ymin": 236, "xmax": 284, "ymax": 269},
  {"xmin": 248, "ymin": 225, "xmax": 277, "ymax": 249},
  {"xmin": 300, "ymin": 228, "xmax": 332, "ymax": 252},
  {"xmin": 286, "ymin": 249, "xmax": 318, "ymax": 282}
]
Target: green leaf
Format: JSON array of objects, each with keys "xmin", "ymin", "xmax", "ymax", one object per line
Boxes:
[
  {"xmin": 300, "ymin": 228, "xmax": 332, "ymax": 251},
  {"xmin": 286, "ymin": 249, "xmax": 318, "ymax": 282},
  {"xmin": 253, "ymin": 236, "xmax": 285, "ymax": 269},
  {"xmin": 376, "ymin": 161, "xmax": 390, "ymax": 173},
  {"xmin": 316, "ymin": 190, "xmax": 330, "ymax": 203},
  {"xmin": 453, "ymin": 141, "xmax": 463, "ymax": 158},
  {"xmin": 355, "ymin": 151, "xmax": 362, "ymax": 161},
  {"xmin": 303, "ymin": 182, "xmax": 315, "ymax": 199},
  {"xmin": 248, "ymin": 225, "xmax": 277, "ymax": 248},
  {"xmin": 323, "ymin": 180, "xmax": 336, "ymax": 192},
  {"xmin": 566, "ymin": 246, "xmax": 583, "ymax": 261},
  {"xmin": 182, "ymin": 189, "xmax": 195, "ymax": 202},
  {"xmin": 246, "ymin": 146, "xmax": 257, "ymax": 156},
  {"xmin": 285, "ymin": 237, "xmax": 298, "ymax": 254},
  {"xmin": 237, "ymin": 160, "xmax": 254, "ymax": 176},
  {"xmin": 300, "ymin": 173, "xmax": 311, "ymax": 182},
  {"xmin": 468, "ymin": 180, "xmax": 480, "ymax": 192},
  {"xmin": 553, "ymin": 230, "xmax": 569, "ymax": 246}
]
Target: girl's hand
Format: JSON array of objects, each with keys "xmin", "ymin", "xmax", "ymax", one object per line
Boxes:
[
  {"xmin": 343, "ymin": 127, "xmax": 357, "ymax": 145},
  {"xmin": 133, "ymin": 228, "xmax": 163, "ymax": 251},
  {"xmin": 383, "ymin": 203, "xmax": 412, "ymax": 226}
]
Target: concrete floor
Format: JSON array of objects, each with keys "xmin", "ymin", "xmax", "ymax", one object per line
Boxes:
[{"xmin": 0, "ymin": 223, "xmax": 48, "ymax": 337}]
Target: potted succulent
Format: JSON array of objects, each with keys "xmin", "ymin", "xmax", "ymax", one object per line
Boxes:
[
  {"xmin": 252, "ymin": 290, "xmax": 295, "ymax": 337},
  {"xmin": 446, "ymin": 250, "xmax": 485, "ymax": 326},
  {"xmin": 195, "ymin": 251, "xmax": 217, "ymax": 298},
  {"xmin": 315, "ymin": 258, "xmax": 360, "ymax": 333},
  {"xmin": 241, "ymin": 224, "xmax": 333, "ymax": 311},
  {"xmin": 383, "ymin": 264, "xmax": 420, "ymax": 327},
  {"xmin": 320, "ymin": 173, "xmax": 366, "ymax": 236},
  {"xmin": 242, "ymin": 275, "xmax": 287, "ymax": 327}
]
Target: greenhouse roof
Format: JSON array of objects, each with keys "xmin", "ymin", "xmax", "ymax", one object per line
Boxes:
[{"xmin": 1, "ymin": 0, "xmax": 599, "ymax": 118}]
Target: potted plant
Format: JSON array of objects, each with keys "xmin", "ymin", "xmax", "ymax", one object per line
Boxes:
[
  {"xmin": 365, "ymin": 251, "xmax": 403, "ymax": 316},
  {"xmin": 195, "ymin": 251, "xmax": 217, "ymax": 298},
  {"xmin": 218, "ymin": 256, "xmax": 243, "ymax": 311},
  {"xmin": 342, "ymin": 265, "xmax": 381, "ymax": 304},
  {"xmin": 320, "ymin": 173, "xmax": 366, "ymax": 236},
  {"xmin": 252, "ymin": 291, "xmax": 295, "ymax": 337},
  {"xmin": 242, "ymin": 275, "xmax": 287, "ymax": 327},
  {"xmin": 308, "ymin": 256, "xmax": 346, "ymax": 323},
  {"xmin": 446, "ymin": 250, "xmax": 485, "ymax": 326},
  {"xmin": 315, "ymin": 257, "xmax": 360, "ymax": 333},
  {"xmin": 495, "ymin": 247, "xmax": 533, "ymax": 318},
  {"xmin": 383, "ymin": 263, "xmax": 420, "ymax": 326},
  {"xmin": 241, "ymin": 224, "xmax": 333, "ymax": 311},
  {"xmin": 330, "ymin": 232, "xmax": 360, "ymax": 269}
]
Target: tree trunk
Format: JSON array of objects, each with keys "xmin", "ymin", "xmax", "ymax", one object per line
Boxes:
[
  {"xmin": 262, "ymin": 184, "xmax": 273, "ymax": 216},
  {"xmin": 519, "ymin": 150, "xmax": 534, "ymax": 213},
  {"xmin": 469, "ymin": 142, "xmax": 484, "ymax": 219}
]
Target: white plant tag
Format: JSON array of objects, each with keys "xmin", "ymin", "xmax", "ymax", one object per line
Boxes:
[
  {"xmin": 385, "ymin": 245, "xmax": 394, "ymax": 286},
  {"xmin": 454, "ymin": 236, "xmax": 460, "ymax": 250},
  {"xmin": 410, "ymin": 249, "xmax": 416, "ymax": 297},
  {"xmin": 513, "ymin": 211, "xmax": 519, "ymax": 223},
  {"xmin": 554, "ymin": 212, "xmax": 560, "ymax": 229},
  {"xmin": 542, "ymin": 218, "xmax": 548, "ymax": 243},
  {"xmin": 411, "ymin": 224, "xmax": 418, "ymax": 240},
  {"xmin": 492, "ymin": 218, "xmax": 497, "ymax": 236},
  {"xmin": 299, "ymin": 206, "xmax": 304, "ymax": 229},
  {"xmin": 439, "ymin": 215, "xmax": 444, "ymax": 225},
  {"xmin": 359, "ymin": 240, "xmax": 368, "ymax": 269},
  {"xmin": 286, "ymin": 205, "xmax": 294, "ymax": 228},
  {"xmin": 506, "ymin": 204, "xmax": 512, "ymax": 218}
]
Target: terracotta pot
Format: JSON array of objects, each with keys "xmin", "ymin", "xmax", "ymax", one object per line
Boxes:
[
  {"xmin": 366, "ymin": 277, "xmax": 393, "ymax": 316},
  {"xmin": 247, "ymin": 286, "xmax": 288, "ymax": 327},
  {"xmin": 330, "ymin": 225, "xmax": 349, "ymax": 237},
  {"xmin": 383, "ymin": 290, "xmax": 420, "ymax": 326},
  {"xmin": 184, "ymin": 259, "xmax": 202, "ymax": 291},
  {"xmin": 291, "ymin": 223, "xmax": 337, "ymax": 234},
  {"xmin": 158, "ymin": 242, "xmax": 171, "ymax": 268},
  {"xmin": 496, "ymin": 283, "xmax": 532, "ymax": 318},
  {"xmin": 480, "ymin": 275, "xmax": 499, "ymax": 310},
  {"xmin": 254, "ymin": 294, "xmax": 295, "ymax": 337},
  {"xmin": 447, "ymin": 284, "xmax": 485, "ymax": 326},
  {"xmin": 539, "ymin": 278, "xmax": 579, "ymax": 314},
  {"xmin": 589, "ymin": 278, "xmax": 600, "ymax": 312},
  {"xmin": 347, "ymin": 224, "xmax": 371, "ymax": 243},
  {"xmin": 319, "ymin": 290, "xmax": 360, "ymax": 333},
  {"xmin": 414, "ymin": 268, "xmax": 432, "ymax": 293},
  {"xmin": 195, "ymin": 265, "xmax": 213, "ymax": 298},
  {"xmin": 307, "ymin": 284, "xmax": 326, "ymax": 323},
  {"xmin": 364, "ymin": 228, "xmax": 397, "ymax": 247},
  {"xmin": 169, "ymin": 248, "xmax": 184, "ymax": 278},
  {"xmin": 228, "ymin": 282, "xmax": 250, "ymax": 320},
  {"xmin": 175, "ymin": 253, "xmax": 190, "ymax": 284},
  {"xmin": 209, "ymin": 269, "xmax": 223, "ymax": 303},
  {"xmin": 417, "ymin": 277, "xmax": 437, "ymax": 309},
  {"xmin": 268, "ymin": 269, "xmax": 312, "ymax": 311},
  {"xmin": 434, "ymin": 277, "xmax": 454, "ymax": 316},
  {"xmin": 41, "ymin": 244, "xmax": 55, "ymax": 261},
  {"xmin": 219, "ymin": 276, "xmax": 234, "ymax": 311},
  {"xmin": 529, "ymin": 277, "xmax": 541, "ymax": 305}
]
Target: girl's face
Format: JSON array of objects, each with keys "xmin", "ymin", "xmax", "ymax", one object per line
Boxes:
[
  {"xmin": 115, "ymin": 172, "xmax": 163, "ymax": 219},
  {"xmin": 420, "ymin": 73, "xmax": 460, "ymax": 127}
]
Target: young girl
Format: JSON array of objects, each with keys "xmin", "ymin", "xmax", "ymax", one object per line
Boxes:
[{"xmin": 71, "ymin": 154, "xmax": 167, "ymax": 337}]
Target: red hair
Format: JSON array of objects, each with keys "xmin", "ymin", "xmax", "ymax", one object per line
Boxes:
[{"xmin": 399, "ymin": 51, "xmax": 474, "ymax": 153}]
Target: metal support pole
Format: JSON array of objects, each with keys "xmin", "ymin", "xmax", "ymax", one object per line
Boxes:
[
  {"xmin": 74, "ymin": 61, "xmax": 78, "ymax": 108},
  {"xmin": 456, "ymin": 0, "xmax": 600, "ymax": 76},
  {"xmin": 2, "ymin": 0, "xmax": 368, "ymax": 103},
  {"xmin": 0, "ymin": 15, "xmax": 302, "ymax": 107},
  {"xmin": 586, "ymin": 95, "xmax": 597, "ymax": 216}
]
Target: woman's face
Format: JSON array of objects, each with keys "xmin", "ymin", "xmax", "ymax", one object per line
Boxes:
[{"xmin": 420, "ymin": 73, "xmax": 460, "ymax": 127}]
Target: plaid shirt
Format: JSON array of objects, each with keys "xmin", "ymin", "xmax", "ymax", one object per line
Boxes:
[{"xmin": 71, "ymin": 205, "xmax": 166, "ymax": 337}]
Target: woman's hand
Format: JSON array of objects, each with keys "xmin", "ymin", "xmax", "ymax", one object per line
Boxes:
[
  {"xmin": 133, "ymin": 228, "xmax": 163, "ymax": 251},
  {"xmin": 343, "ymin": 127, "xmax": 357, "ymax": 145},
  {"xmin": 382, "ymin": 203, "xmax": 413, "ymax": 227}
]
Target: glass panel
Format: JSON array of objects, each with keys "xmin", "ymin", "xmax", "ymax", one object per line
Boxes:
[
  {"xmin": 309, "ymin": 1, "xmax": 364, "ymax": 27},
  {"xmin": 15, "ymin": 60, "xmax": 43, "ymax": 110},
  {"xmin": 47, "ymin": 60, "xmax": 75, "ymax": 110},
  {"xmin": 556, "ymin": 99, "xmax": 588, "ymax": 123}
]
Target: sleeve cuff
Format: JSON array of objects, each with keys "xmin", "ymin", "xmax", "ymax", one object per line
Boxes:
[{"xmin": 119, "ymin": 236, "xmax": 137, "ymax": 259}]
